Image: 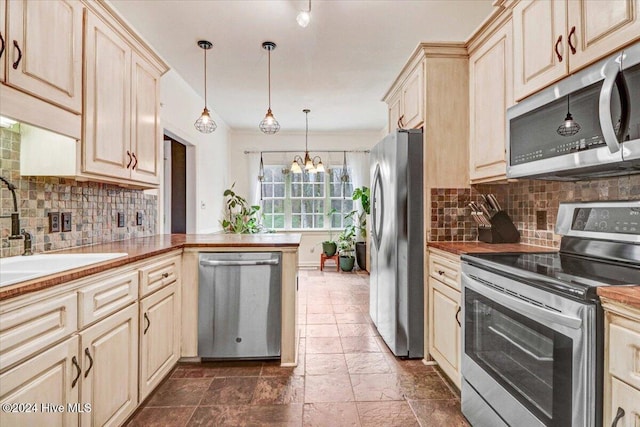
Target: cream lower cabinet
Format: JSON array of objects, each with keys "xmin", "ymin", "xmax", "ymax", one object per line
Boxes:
[
  {"xmin": 139, "ymin": 282, "xmax": 180, "ymax": 401},
  {"xmin": 80, "ymin": 304, "xmax": 138, "ymax": 427},
  {"xmin": 0, "ymin": 336, "xmax": 80, "ymax": 427},
  {"xmin": 602, "ymin": 299, "xmax": 640, "ymax": 427},
  {"xmin": 427, "ymin": 248, "xmax": 462, "ymax": 389}
]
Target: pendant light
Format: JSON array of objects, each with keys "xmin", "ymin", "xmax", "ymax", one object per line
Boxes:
[
  {"xmin": 297, "ymin": 0, "xmax": 311, "ymax": 27},
  {"xmin": 259, "ymin": 42, "xmax": 280, "ymax": 134},
  {"xmin": 194, "ymin": 40, "xmax": 217, "ymax": 133},
  {"xmin": 557, "ymin": 95, "xmax": 580, "ymax": 137},
  {"xmin": 291, "ymin": 109, "xmax": 324, "ymax": 173}
]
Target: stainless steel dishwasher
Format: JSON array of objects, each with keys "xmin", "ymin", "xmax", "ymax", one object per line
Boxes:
[{"xmin": 198, "ymin": 252, "xmax": 281, "ymax": 359}]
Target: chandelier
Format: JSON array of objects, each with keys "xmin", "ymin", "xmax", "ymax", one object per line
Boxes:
[{"xmin": 291, "ymin": 109, "xmax": 324, "ymax": 173}]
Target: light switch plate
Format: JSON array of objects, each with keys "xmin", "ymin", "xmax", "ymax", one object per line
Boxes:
[
  {"xmin": 117, "ymin": 212, "xmax": 125, "ymax": 228},
  {"xmin": 61, "ymin": 212, "xmax": 72, "ymax": 232},
  {"xmin": 136, "ymin": 212, "xmax": 143, "ymax": 226},
  {"xmin": 48, "ymin": 212, "xmax": 60, "ymax": 233}
]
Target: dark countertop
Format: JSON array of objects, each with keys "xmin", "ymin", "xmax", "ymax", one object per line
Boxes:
[
  {"xmin": 0, "ymin": 233, "xmax": 302, "ymax": 301},
  {"xmin": 427, "ymin": 241, "xmax": 557, "ymax": 256},
  {"xmin": 597, "ymin": 286, "xmax": 640, "ymax": 309}
]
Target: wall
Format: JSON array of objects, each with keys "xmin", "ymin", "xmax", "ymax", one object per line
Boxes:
[
  {"xmin": 229, "ymin": 130, "xmax": 380, "ymax": 267},
  {"xmin": 430, "ymin": 175, "xmax": 640, "ymax": 247},
  {"xmin": 0, "ymin": 128, "xmax": 157, "ymax": 258},
  {"xmin": 160, "ymin": 70, "xmax": 231, "ymax": 234}
]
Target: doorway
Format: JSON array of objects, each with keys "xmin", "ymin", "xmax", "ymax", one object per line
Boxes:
[{"xmin": 163, "ymin": 132, "xmax": 194, "ymax": 234}]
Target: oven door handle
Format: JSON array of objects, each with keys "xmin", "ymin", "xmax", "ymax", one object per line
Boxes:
[{"xmin": 463, "ymin": 272, "xmax": 583, "ymax": 330}]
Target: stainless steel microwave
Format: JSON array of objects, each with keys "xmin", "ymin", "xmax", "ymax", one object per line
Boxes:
[{"xmin": 507, "ymin": 42, "xmax": 640, "ymax": 180}]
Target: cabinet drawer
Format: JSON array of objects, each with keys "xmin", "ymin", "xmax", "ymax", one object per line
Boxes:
[
  {"xmin": 609, "ymin": 322, "xmax": 640, "ymax": 390},
  {"xmin": 609, "ymin": 377, "xmax": 640, "ymax": 427},
  {"xmin": 428, "ymin": 251, "xmax": 461, "ymax": 291},
  {"xmin": 139, "ymin": 255, "xmax": 181, "ymax": 297},
  {"xmin": 78, "ymin": 270, "xmax": 138, "ymax": 328},
  {"xmin": 0, "ymin": 293, "xmax": 77, "ymax": 371}
]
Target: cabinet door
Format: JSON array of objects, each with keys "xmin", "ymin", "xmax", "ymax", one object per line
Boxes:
[
  {"xmin": 83, "ymin": 10, "xmax": 132, "ymax": 180},
  {"xmin": 139, "ymin": 282, "xmax": 180, "ymax": 401},
  {"xmin": 608, "ymin": 377, "xmax": 640, "ymax": 427},
  {"xmin": 6, "ymin": 0, "xmax": 82, "ymax": 113},
  {"xmin": 388, "ymin": 92, "xmax": 401, "ymax": 133},
  {"xmin": 80, "ymin": 304, "xmax": 138, "ymax": 427},
  {"xmin": 0, "ymin": 336, "xmax": 80, "ymax": 427},
  {"xmin": 470, "ymin": 20, "xmax": 513, "ymax": 183},
  {"xmin": 513, "ymin": 0, "xmax": 568, "ymax": 101},
  {"xmin": 0, "ymin": 0, "xmax": 6, "ymax": 83},
  {"xmin": 402, "ymin": 61, "xmax": 424, "ymax": 129},
  {"xmin": 568, "ymin": 0, "xmax": 640, "ymax": 72},
  {"xmin": 130, "ymin": 52, "xmax": 161, "ymax": 185},
  {"xmin": 428, "ymin": 279, "xmax": 461, "ymax": 388}
]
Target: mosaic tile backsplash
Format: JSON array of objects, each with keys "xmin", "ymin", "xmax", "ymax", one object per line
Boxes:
[
  {"xmin": 431, "ymin": 175, "xmax": 640, "ymax": 247},
  {"xmin": 0, "ymin": 128, "xmax": 158, "ymax": 258}
]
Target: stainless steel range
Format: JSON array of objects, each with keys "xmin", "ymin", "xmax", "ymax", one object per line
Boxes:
[{"xmin": 461, "ymin": 201, "xmax": 640, "ymax": 427}]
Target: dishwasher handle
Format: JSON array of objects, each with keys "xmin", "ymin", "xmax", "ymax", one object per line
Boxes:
[{"xmin": 200, "ymin": 258, "xmax": 279, "ymax": 267}]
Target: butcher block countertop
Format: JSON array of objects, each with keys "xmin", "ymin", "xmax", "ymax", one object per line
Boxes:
[
  {"xmin": 0, "ymin": 233, "xmax": 301, "ymax": 301},
  {"xmin": 598, "ymin": 287, "xmax": 640, "ymax": 309},
  {"xmin": 427, "ymin": 241, "xmax": 557, "ymax": 255}
]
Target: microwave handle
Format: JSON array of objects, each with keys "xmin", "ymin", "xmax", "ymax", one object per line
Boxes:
[{"xmin": 599, "ymin": 61, "xmax": 630, "ymax": 154}]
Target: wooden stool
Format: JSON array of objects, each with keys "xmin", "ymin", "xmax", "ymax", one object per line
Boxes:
[{"xmin": 320, "ymin": 253, "xmax": 339, "ymax": 272}]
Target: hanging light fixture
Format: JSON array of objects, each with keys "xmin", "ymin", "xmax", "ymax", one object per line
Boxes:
[
  {"xmin": 259, "ymin": 41, "xmax": 281, "ymax": 134},
  {"xmin": 297, "ymin": 0, "xmax": 311, "ymax": 27},
  {"xmin": 557, "ymin": 94, "xmax": 580, "ymax": 137},
  {"xmin": 291, "ymin": 109, "xmax": 324, "ymax": 174},
  {"xmin": 194, "ymin": 40, "xmax": 217, "ymax": 133}
]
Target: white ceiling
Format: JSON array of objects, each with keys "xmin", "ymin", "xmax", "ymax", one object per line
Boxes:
[{"xmin": 110, "ymin": 0, "xmax": 494, "ymax": 132}]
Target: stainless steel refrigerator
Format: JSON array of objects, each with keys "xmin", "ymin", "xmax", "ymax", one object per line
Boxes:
[{"xmin": 369, "ymin": 129, "xmax": 424, "ymax": 358}]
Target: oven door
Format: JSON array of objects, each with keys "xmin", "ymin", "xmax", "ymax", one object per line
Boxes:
[{"xmin": 461, "ymin": 264, "xmax": 598, "ymax": 427}]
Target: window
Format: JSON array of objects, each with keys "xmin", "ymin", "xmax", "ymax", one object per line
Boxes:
[{"xmin": 261, "ymin": 166, "xmax": 353, "ymax": 230}]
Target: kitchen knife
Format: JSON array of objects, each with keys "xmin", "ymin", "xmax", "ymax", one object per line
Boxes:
[{"xmin": 487, "ymin": 194, "xmax": 502, "ymax": 212}]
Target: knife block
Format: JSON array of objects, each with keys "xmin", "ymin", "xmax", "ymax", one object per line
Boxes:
[{"xmin": 477, "ymin": 211, "xmax": 520, "ymax": 244}]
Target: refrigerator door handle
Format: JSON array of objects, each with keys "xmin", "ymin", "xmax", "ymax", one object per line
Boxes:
[{"xmin": 371, "ymin": 164, "xmax": 384, "ymax": 250}]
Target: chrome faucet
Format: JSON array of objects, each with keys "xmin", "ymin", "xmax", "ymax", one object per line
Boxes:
[{"xmin": 0, "ymin": 176, "xmax": 22, "ymax": 239}]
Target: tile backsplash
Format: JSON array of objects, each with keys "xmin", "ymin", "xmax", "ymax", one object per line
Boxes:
[
  {"xmin": 431, "ymin": 175, "xmax": 640, "ymax": 247},
  {"xmin": 0, "ymin": 128, "xmax": 158, "ymax": 258}
]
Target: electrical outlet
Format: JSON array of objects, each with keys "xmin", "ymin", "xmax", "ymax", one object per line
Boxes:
[
  {"xmin": 117, "ymin": 212, "xmax": 125, "ymax": 228},
  {"xmin": 536, "ymin": 210, "xmax": 547, "ymax": 230},
  {"xmin": 61, "ymin": 212, "xmax": 72, "ymax": 232},
  {"xmin": 48, "ymin": 212, "xmax": 60, "ymax": 233},
  {"xmin": 136, "ymin": 212, "xmax": 143, "ymax": 226}
]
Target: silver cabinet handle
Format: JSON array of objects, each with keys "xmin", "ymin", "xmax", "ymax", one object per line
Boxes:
[{"xmin": 200, "ymin": 259, "xmax": 279, "ymax": 267}]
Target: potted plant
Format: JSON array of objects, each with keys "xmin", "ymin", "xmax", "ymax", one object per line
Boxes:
[
  {"xmin": 322, "ymin": 208, "xmax": 338, "ymax": 257},
  {"xmin": 220, "ymin": 184, "xmax": 262, "ymax": 234},
  {"xmin": 337, "ymin": 224, "xmax": 356, "ymax": 272},
  {"xmin": 350, "ymin": 186, "xmax": 370, "ymax": 270}
]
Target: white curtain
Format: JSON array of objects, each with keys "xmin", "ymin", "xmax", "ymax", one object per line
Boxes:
[
  {"xmin": 348, "ymin": 152, "xmax": 370, "ymax": 196},
  {"xmin": 246, "ymin": 152, "xmax": 261, "ymax": 208}
]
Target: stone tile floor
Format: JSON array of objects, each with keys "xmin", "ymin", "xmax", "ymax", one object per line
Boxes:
[{"xmin": 126, "ymin": 269, "xmax": 469, "ymax": 426}]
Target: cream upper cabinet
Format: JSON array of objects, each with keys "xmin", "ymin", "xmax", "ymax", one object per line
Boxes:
[
  {"xmin": 401, "ymin": 62, "xmax": 425, "ymax": 129},
  {"xmin": 5, "ymin": 0, "xmax": 83, "ymax": 113},
  {"xmin": 387, "ymin": 92, "xmax": 401, "ymax": 133},
  {"xmin": 139, "ymin": 282, "xmax": 180, "ymax": 401},
  {"xmin": 0, "ymin": 0, "xmax": 6, "ymax": 83},
  {"xmin": 130, "ymin": 52, "xmax": 161, "ymax": 185},
  {"xmin": 470, "ymin": 19, "xmax": 513, "ymax": 183},
  {"xmin": 83, "ymin": 9, "xmax": 132, "ymax": 181},
  {"xmin": 80, "ymin": 304, "xmax": 138, "ymax": 427},
  {"xmin": 513, "ymin": 0, "xmax": 640, "ymax": 101},
  {"xmin": 0, "ymin": 336, "xmax": 80, "ymax": 427}
]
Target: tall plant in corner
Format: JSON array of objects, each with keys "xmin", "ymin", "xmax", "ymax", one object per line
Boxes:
[
  {"xmin": 221, "ymin": 184, "xmax": 262, "ymax": 234},
  {"xmin": 348, "ymin": 186, "xmax": 370, "ymax": 239}
]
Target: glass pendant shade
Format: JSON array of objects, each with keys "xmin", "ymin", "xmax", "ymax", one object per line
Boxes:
[
  {"xmin": 195, "ymin": 40, "xmax": 216, "ymax": 134},
  {"xmin": 297, "ymin": 10, "xmax": 310, "ymax": 27},
  {"xmin": 260, "ymin": 42, "xmax": 280, "ymax": 134},
  {"xmin": 194, "ymin": 107, "xmax": 216, "ymax": 133},
  {"xmin": 315, "ymin": 160, "xmax": 325, "ymax": 173},
  {"xmin": 291, "ymin": 160, "xmax": 302, "ymax": 174},
  {"xmin": 259, "ymin": 109, "xmax": 280, "ymax": 134},
  {"xmin": 304, "ymin": 152, "xmax": 314, "ymax": 170}
]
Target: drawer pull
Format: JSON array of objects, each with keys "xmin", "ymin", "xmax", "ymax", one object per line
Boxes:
[
  {"xmin": 554, "ymin": 35, "xmax": 563, "ymax": 62},
  {"xmin": 126, "ymin": 150, "xmax": 133, "ymax": 168},
  {"xmin": 12, "ymin": 40, "xmax": 22, "ymax": 69},
  {"xmin": 162, "ymin": 272, "xmax": 169, "ymax": 278},
  {"xmin": 568, "ymin": 26, "xmax": 577, "ymax": 55},
  {"xmin": 455, "ymin": 306, "xmax": 461, "ymax": 327},
  {"xmin": 84, "ymin": 348, "xmax": 94, "ymax": 378},
  {"xmin": 611, "ymin": 407, "xmax": 625, "ymax": 427},
  {"xmin": 144, "ymin": 312, "xmax": 151, "ymax": 334},
  {"xmin": 437, "ymin": 270, "xmax": 445, "ymax": 276},
  {"xmin": 131, "ymin": 152, "xmax": 138, "ymax": 170},
  {"xmin": 71, "ymin": 356, "xmax": 81, "ymax": 388}
]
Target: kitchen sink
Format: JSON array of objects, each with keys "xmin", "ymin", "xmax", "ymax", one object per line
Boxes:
[{"xmin": 0, "ymin": 253, "xmax": 128, "ymax": 287}]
